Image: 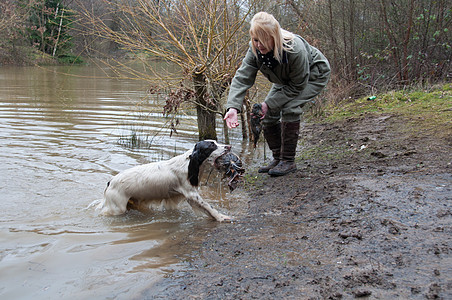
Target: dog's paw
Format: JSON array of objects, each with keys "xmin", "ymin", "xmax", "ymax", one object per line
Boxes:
[{"xmin": 217, "ymin": 214, "xmax": 233, "ymax": 222}]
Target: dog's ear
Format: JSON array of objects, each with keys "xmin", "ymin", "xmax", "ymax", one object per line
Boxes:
[
  {"xmin": 188, "ymin": 141, "xmax": 218, "ymax": 186},
  {"xmin": 188, "ymin": 149, "xmax": 201, "ymax": 186}
]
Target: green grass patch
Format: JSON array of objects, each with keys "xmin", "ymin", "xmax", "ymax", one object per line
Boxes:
[
  {"xmin": 57, "ymin": 54, "xmax": 84, "ymax": 65},
  {"xmin": 241, "ymin": 170, "xmax": 268, "ymax": 191},
  {"xmin": 317, "ymin": 83, "xmax": 452, "ymax": 139}
]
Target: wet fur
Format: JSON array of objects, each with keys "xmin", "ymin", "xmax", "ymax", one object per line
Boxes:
[{"xmin": 92, "ymin": 140, "xmax": 232, "ymax": 222}]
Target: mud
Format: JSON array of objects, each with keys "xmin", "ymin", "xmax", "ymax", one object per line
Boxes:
[{"xmin": 148, "ymin": 113, "xmax": 451, "ymax": 299}]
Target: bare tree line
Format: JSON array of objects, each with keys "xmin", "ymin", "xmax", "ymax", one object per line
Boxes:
[
  {"xmin": 3, "ymin": 0, "xmax": 450, "ymax": 87},
  {"xmin": 1, "ymin": 0, "xmax": 450, "ymax": 140}
]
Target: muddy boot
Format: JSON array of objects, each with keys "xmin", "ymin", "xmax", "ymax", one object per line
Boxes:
[
  {"xmin": 268, "ymin": 121, "xmax": 300, "ymax": 176},
  {"xmin": 258, "ymin": 123, "xmax": 281, "ymax": 173}
]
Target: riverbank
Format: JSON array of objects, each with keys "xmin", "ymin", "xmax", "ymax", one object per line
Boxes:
[{"xmin": 147, "ymin": 85, "xmax": 451, "ymax": 299}]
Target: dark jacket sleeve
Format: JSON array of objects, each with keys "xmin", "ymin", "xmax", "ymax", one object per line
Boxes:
[{"xmin": 225, "ymin": 47, "xmax": 259, "ymax": 112}]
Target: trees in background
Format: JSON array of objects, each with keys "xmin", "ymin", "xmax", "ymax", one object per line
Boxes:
[
  {"xmin": 0, "ymin": 0, "xmax": 80, "ymax": 64},
  {"xmin": 2, "ymin": 0, "xmax": 450, "ymax": 87},
  {"xmin": 25, "ymin": 0, "xmax": 81, "ymax": 63},
  {"xmin": 75, "ymin": 0, "xmax": 450, "ymax": 140},
  {"xmin": 1, "ymin": 0, "xmax": 449, "ymax": 138},
  {"xmin": 0, "ymin": 0, "xmax": 30, "ymax": 64},
  {"xmin": 294, "ymin": 0, "xmax": 450, "ymax": 94}
]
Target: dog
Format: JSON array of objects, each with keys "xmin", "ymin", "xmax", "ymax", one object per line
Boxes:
[{"xmin": 91, "ymin": 140, "xmax": 232, "ymax": 222}]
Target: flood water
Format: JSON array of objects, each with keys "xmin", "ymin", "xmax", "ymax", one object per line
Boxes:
[{"xmin": 0, "ymin": 64, "xmax": 256, "ymax": 299}]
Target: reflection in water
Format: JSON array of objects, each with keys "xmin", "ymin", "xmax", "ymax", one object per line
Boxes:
[{"xmin": 0, "ymin": 65, "xmax": 260, "ymax": 299}]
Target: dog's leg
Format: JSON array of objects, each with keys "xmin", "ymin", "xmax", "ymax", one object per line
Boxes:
[{"xmin": 184, "ymin": 191, "xmax": 231, "ymax": 222}]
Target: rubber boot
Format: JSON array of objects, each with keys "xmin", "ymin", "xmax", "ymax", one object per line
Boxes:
[
  {"xmin": 268, "ymin": 121, "xmax": 300, "ymax": 176},
  {"xmin": 258, "ymin": 123, "xmax": 281, "ymax": 173}
]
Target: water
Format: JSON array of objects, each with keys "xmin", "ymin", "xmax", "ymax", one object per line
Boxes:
[{"xmin": 0, "ymin": 64, "xmax": 255, "ymax": 299}]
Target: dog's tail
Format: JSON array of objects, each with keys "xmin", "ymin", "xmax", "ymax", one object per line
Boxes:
[{"xmin": 85, "ymin": 181, "xmax": 110, "ymax": 211}]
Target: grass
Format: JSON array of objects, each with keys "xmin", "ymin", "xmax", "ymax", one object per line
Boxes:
[
  {"xmin": 315, "ymin": 83, "xmax": 452, "ymax": 139},
  {"xmin": 119, "ymin": 131, "xmax": 147, "ymax": 149},
  {"xmin": 118, "ymin": 124, "xmax": 155, "ymax": 150},
  {"xmin": 294, "ymin": 83, "xmax": 452, "ymax": 167},
  {"xmin": 242, "ymin": 171, "xmax": 268, "ymax": 190}
]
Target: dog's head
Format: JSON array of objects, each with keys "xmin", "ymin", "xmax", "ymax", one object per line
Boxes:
[{"xmin": 188, "ymin": 140, "xmax": 231, "ymax": 186}]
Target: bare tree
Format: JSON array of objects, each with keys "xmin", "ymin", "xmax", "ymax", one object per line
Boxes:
[
  {"xmin": 379, "ymin": 0, "xmax": 415, "ymax": 82},
  {"xmin": 78, "ymin": 0, "xmax": 255, "ymax": 141},
  {"xmin": 0, "ymin": 0, "xmax": 32, "ymax": 64}
]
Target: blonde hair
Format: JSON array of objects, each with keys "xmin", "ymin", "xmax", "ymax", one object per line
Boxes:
[{"xmin": 249, "ymin": 12, "xmax": 295, "ymax": 63}]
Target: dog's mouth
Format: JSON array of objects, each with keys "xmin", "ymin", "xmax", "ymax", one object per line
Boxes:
[{"xmin": 214, "ymin": 152, "xmax": 245, "ymax": 191}]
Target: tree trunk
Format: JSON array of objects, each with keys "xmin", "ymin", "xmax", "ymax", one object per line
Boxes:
[
  {"xmin": 349, "ymin": 0, "xmax": 356, "ymax": 80},
  {"xmin": 193, "ymin": 68, "xmax": 217, "ymax": 141},
  {"xmin": 401, "ymin": 0, "xmax": 414, "ymax": 82},
  {"xmin": 53, "ymin": 8, "xmax": 64, "ymax": 57},
  {"xmin": 328, "ymin": 0, "xmax": 338, "ymax": 70},
  {"xmin": 243, "ymin": 96, "xmax": 251, "ymax": 142},
  {"xmin": 223, "ymin": 118, "xmax": 230, "ymax": 144},
  {"xmin": 379, "ymin": 0, "xmax": 402, "ymax": 81}
]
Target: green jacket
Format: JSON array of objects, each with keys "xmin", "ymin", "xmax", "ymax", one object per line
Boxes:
[{"xmin": 226, "ymin": 36, "xmax": 330, "ymax": 115}]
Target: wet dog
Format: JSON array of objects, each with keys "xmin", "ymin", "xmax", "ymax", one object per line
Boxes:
[{"xmin": 91, "ymin": 140, "xmax": 233, "ymax": 222}]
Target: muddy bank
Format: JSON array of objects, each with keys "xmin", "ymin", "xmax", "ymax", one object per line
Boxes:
[{"xmin": 148, "ymin": 113, "xmax": 451, "ymax": 299}]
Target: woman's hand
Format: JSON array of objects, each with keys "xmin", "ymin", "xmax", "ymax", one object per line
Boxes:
[
  {"xmin": 224, "ymin": 108, "xmax": 239, "ymax": 129},
  {"xmin": 260, "ymin": 102, "xmax": 268, "ymax": 119}
]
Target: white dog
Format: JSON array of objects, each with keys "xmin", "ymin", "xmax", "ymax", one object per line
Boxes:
[{"xmin": 92, "ymin": 140, "xmax": 232, "ymax": 222}]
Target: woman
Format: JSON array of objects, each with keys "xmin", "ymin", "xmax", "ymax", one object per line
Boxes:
[{"xmin": 224, "ymin": 12, "xmax": 331, "ymax": 176}]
